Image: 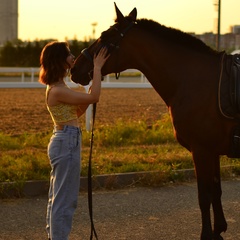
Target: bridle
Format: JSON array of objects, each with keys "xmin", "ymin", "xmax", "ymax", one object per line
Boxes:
[{"xmin": 81, "ymin": 20, "xmax": 136, "ymax": 80}]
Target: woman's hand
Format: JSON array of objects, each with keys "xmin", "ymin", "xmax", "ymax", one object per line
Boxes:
[
  {"xmin": 93, "ymin": 47, "xmax": 110, "ymax": 70},
  {"xmin": 89, "ymin": 47, "xmax": 109, "ymax": 102}
]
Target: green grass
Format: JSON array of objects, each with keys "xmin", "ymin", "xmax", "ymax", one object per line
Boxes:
[{"xmin": 1, "ymin": 114, "xmax": 240, "ymax": 184}]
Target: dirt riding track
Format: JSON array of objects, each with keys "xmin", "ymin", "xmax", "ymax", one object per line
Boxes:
[{"xmin": 0, "ymin": 88, "xmax": 167, "ymax": 135}]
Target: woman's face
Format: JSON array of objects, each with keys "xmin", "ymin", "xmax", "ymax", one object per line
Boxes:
[{"xmin": 66, "ymin": 49, "xmax": 75, "ymax": 69}]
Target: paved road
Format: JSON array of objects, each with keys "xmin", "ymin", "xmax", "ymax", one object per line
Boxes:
[{"xmin": 0, "ymin": 179, "xmax": 240, "ymax": 240}]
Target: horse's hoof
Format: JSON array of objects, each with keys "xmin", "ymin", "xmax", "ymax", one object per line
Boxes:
[{"xmin": 213, "ymin": 234, "xmax": 224, "ymax": 240}]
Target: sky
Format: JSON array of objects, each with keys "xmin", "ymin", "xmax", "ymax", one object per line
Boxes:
[{"xmin": 18, "ymin": 0, "xmax": 240, "ymax": 42}]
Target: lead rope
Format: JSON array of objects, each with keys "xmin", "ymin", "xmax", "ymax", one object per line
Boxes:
[{"xmin": 88, "ymin": 103, "xmax": 98, "ymax": 240}]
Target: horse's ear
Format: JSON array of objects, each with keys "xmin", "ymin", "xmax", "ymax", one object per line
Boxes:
[
  {"xmin": 114, "ymin": 2, "xmax": 124, "ymax": 23},
  {"xmin": 128, "ymin": 7, "xmax": 137, "ymax": 21}
]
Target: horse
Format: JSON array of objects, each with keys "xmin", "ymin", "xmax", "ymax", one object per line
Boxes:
[{"xmin": 71, "ymin": 3, "xmax": 240, "ymax": 240}]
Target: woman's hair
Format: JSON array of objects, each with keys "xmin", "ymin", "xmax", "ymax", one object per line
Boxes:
[{"xmin": 39, "ymin": 41, "xmax": 70, "ymax": 85}]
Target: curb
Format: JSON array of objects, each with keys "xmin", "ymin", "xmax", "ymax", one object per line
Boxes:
[
  {"xmin": 0, "ymin": 169, "xmax": 196, "ymax": 198},
  {"xmin": 0, "ymin": 166, "xmax": 238, "ymax": 198}
]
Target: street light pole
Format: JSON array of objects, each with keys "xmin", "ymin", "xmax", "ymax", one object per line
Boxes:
[{"xmin": 91, "ymin": 22, "xmax": 98, "ymax": 40}]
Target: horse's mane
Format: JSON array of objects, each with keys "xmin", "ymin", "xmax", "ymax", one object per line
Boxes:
[{"xmin": 136, "ymin": 18, "xmax": 217, "ymax": 54}]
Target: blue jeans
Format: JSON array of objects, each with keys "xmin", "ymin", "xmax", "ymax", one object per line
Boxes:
[{"xmin": 46, "ymin": 126, "xmax": 81, "ymax": 240}]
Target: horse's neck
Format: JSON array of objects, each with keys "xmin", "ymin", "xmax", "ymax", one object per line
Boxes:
[
  {"xmin": 131, "ymin": 49, "xmax": 184, "ymax": 105},
  {"xmin": 130, "ymin": 40, "xmax": 219, "ymax": 106}
]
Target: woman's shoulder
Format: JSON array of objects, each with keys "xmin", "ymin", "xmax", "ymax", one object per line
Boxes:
[
  {"xmin": 48, "ymin": 84, "xmax": 70, "ymax": 92},
  {"xmin": 49, "ymin": 84, "xmax": 77, "ymax": 101}
]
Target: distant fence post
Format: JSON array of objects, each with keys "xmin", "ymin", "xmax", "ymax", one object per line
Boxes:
[
  {"xmin": 85, "ymin": 104, "xmax": 93, "ymax": 131},
  {"xmin": 21, "ymin": 72, "xmax": 24, "ymax": 82},
  {"xmin": 31, "ymin": 68, "xmax": 34, "ymax": 82},
  {"xmin": 83, "ymin": 85, "xmax": 93, "ymax": 131}
]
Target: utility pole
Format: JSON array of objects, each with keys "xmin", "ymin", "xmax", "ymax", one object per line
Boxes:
[
  {"xmin": 217, "ymin": 0, "xmax": 221, "ymax": 50},
  {"xmin": 214, "ymin": 0, "xmax": 221, "ymax": 50}
]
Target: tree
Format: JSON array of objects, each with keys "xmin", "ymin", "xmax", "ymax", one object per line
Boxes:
[
  {"xmin": 0, "ymin": 41, "xmax": 17, "ymax": 66},
  {"xmin": 0, "ymin": 39, "xmax": 91, "ymax": 67}
]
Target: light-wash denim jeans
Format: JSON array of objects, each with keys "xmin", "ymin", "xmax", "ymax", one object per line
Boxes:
[{"xmin": 46, "ymin": 125, "xmax": 81, "ymax": 240}]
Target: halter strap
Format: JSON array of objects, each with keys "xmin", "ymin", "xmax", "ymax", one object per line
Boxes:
[{"xmin": 82, "ymin": 48, "xmax": 94, "ymax": 63}]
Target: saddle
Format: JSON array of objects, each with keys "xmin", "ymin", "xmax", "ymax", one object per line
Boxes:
[
  {"xmin": 219, "ymin": 53, "xmax": 240, "ymax": 119},
  {"xmin": 219, "ymin": 53, "xmax": 240, "ymax": 157}
]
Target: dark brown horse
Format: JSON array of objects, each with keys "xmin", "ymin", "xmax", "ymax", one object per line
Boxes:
[{"xmin": 71, "ymin": 3, "xmax": 240, "ymax": 240}]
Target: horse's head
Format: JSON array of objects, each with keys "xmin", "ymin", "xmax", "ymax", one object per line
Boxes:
[{"xmin": 70, "ymin": 3, "xmax": 137, "ymax": 85}]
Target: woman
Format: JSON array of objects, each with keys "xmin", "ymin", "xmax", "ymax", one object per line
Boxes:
[{"xmin": 39, "ymin": 41, "xmax": 109, "ymax": 240}]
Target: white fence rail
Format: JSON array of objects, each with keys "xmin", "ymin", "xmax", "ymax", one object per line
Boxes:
[
  {"xmin": 0, "ymin": 67, "xmax": 152, "ymax": 130},
  {"xmin": 0, "ymin": 67, "xmax": 151, "ymax": 88},
  {"xmin": 0, "ymin": 67, "xmax": 39, "ymax": 82}
]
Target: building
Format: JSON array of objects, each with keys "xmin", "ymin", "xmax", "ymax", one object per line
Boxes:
[
  {"xmin": 194, "ymin": 25, "xmax": 240, "ymax": 52},
  {"xmin": 231, "ymin": 25, "xmax": 240, "ymax": 34},
  {"xmin": 0, "ymin": 0, "xmax": 18, "ymax": 45}
]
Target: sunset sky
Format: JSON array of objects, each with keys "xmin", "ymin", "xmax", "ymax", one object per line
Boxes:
[{"xmin": 18, "ymin": 0, "xmax": 240, "ymax": 41}]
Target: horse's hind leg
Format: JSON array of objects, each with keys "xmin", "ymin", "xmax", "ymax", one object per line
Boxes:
[{"xmin": 212, "ymin": 157, "xmax": 227, "ymax": 239}]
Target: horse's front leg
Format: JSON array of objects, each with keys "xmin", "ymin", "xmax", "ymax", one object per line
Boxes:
[
  {"xmin": 212, "ymin": 157, "xmax": 227, "ymax": 239},
  {"xmin": 192, "ymin": 150, "xmax": 214, "ymax": 240}
]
